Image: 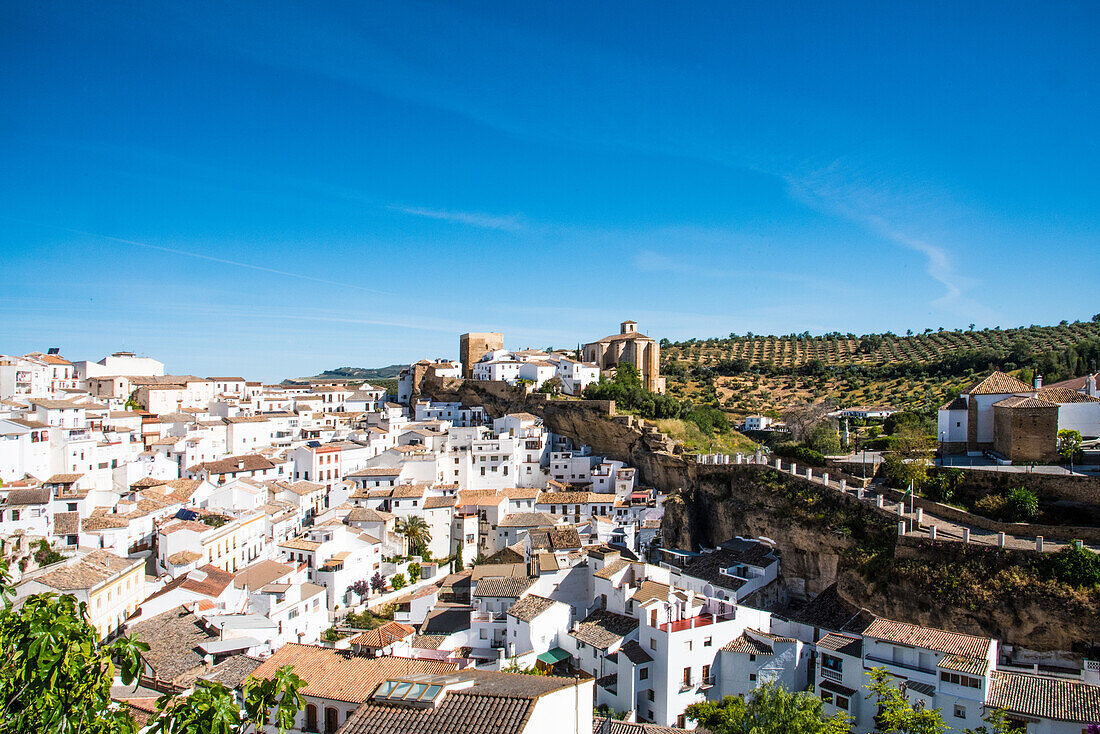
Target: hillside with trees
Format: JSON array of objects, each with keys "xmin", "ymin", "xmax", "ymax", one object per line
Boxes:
[{"xmin": 662, "ymin": 317, "xmax": 1100, "ymax": 419}]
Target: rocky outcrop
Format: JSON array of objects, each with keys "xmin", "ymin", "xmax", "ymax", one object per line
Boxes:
[{"xmin": 424, "ymin": 377, "xmax": 1100, "ymax": 652}]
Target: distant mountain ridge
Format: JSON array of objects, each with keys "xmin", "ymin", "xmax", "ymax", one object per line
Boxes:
[{"xmin": 301, "ymin": 365, "xmax": 405, "ymax": 381}]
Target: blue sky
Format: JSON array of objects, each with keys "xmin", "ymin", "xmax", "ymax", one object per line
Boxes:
[{"xmin": 1, "ymin": 1, "xmax": 1097, "ymax": 380}]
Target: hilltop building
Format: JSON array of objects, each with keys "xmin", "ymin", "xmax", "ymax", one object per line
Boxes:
[
  {"xmin": 460, "ymin": 332, "xmax": 504, "ymax": 379},
  {"xmin": 583, "ymin": 321, "xmax": 664, "ymax": 394},
  {"xmin": 938, "ymin": 371, "xmax": 1100, "ymax": 462}
]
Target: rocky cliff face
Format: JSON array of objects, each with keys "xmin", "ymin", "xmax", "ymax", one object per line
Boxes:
[{"xmin": 423, "ymin": 378, "xmax": 1100, "ymax": 652}]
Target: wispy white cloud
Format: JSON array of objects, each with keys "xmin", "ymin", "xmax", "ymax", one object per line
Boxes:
[
  {"xmin": 2, "ymin": 217, "xmax": 394, "ymax": 296},
  {"xmin": 389, "ymin": 205, "xmax": 524, "ymax": 232}
]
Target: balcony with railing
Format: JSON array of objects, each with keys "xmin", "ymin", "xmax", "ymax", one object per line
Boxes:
[
  {"xmin": 864, "ymin": 654, "xmax": 936, "ymax": 677},
  {"xmin": 472, "ymin": 611, "xmax": 507, "ymax": 623}
]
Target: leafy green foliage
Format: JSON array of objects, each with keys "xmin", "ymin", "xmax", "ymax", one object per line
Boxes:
[
  {"xmin": 1058, "ymin": 429, "xmax": 1083, "ymax": 464},
  {"xmin": 583, "ymin": 362, "xmax": 730, "ymax": 436},
  {"xmin": 391, "ymin": 573, "xmax": 406, "ymax": 590},
  {"xmin": 407, "ymin": 562, "xmax": 422, "ymax": 583},
  {"xmin": 882, "ymin": 424, "xmax": 934, "ymax": 490},
  {"xmin": 396, "ymin": 516, "xmax": 431, "ymax": 558},
  {"xmin": 686, "ymin": 684, "xmax": 849, "ymax": 734},
  {"xmin": 1045, "ymin": 545, "xmax": 1100, "ymax": 587},
  {"xmin": 0, "ymin": 560, "xmax": 304, "ymax": 734},
  {"xmin": 1002, "ymin": 486, "xmax": 1039, "ymax": 522},
  {"xmin": 772, "ymin": 443, "xmax": 826, "ymax": 467},
  {"xmin": 865, "ymin": 667, "xmax": 948, "ymax": 733},
  {"xmin": 33, "ymin": 539, "xmax": 65, "ymax": 567}
]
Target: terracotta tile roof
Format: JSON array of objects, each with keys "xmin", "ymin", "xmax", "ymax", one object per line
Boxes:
[
  {"xmin": 47, "ymin": 473, "xmax": 84, "ymax": 485},
  {"xmin": 53, "ymin": 511, "xmax": 80, "ymax": 535},
  {"xmin": 506, "ymin": 594, "xmax": 558, "ymax": 622},
  {"xmin": 502, "ymin": 487, "xmax": 541, "ymax": 500},
  {"xmin": 275, "ymin": 480, "xmax": 324, "ymax": 496},
  {"xmin": 938, "ymin": 654, "xmax": 989, "ymax": 676},
  {"xmin": 594, "ymin": 720, "xmax": 693, "ymax": 734},
  {"xmin": 279, "ymin": 537, "xmax": 322, "ymax": 552},
  {"xmin": 987, "ymin": 670, "xmax": 1100, "ymax": 723},
  {"xmin": 527, "ymin": 527, "xmax": 582, "ymax": 550},
  {"xmin": 536, "ymin": 491, "xmax": 607, "ymax": 505},
  {"xmin": 965, "ymin": 371, "xmax": 1034, "ymax": 396},
  {"xmin": 570, "ymin": 609, "xmax": 638, "ymax": 649},
  {"xmin": 423, "ymin": 496, "xmax": 458, "ymax": 509},
  {"xmin": 188, "ymin": 454, "xmax": 277, "ymax": 475},
  {"xmin": 350, "ymin": 621, "xmax": 416, "ymax": 648},
  {"xmin": 474, "ymin": 576, "xmax": 535, "ymax": 599},
  {"xmin": 345, "ymin": 507, "xmax": 396, "ymax": 523},
  {"xmin": 391, "ymin": 485, "xmax": 427, "ymax": 499},
  {"xmin": 593, "ymin": 558, "xmax": 631, "ymax": 581},
  {"xmin": 993, "ymin": 395, "xmax": 1059, "ymax": 409},
  {"xmin": 816, "ymin": 632, "xmax": 863, "ymax": 657},
  {"xmin": 457, "ymin": 489, "xmax": 507, "ymax": 506},
  {"xmin": 939, "ymin": 396, "xmax": 968, "ymax": 411},
  {"xmin": 127, "ymin": 606, "xmax": 215, "ymax": 684},
  {"xmin": 23, "ymin": 550, "xmax": 137, "ymax": 591},
  {"xmin": 618, "ymin": 640, "xmax": 653, "ymax": 664},
  {"xmin": 250, "ymin": 645, "xmax": 458, "ymax": 704},
  {"xmin": 411, "ymin": 634, "xmax": 447, "ymax": 650},
  {"xmin": 498, "ymin": 512, "xmax": 558, "ymax": 528},
  {"xmin": 631, "ymin": 580, "xmax": 671, "ymax": 606},
  {"xmin": 232, "ymin": 560, "xmax": 294, "ymax": 590},
  {"xmin": 723, "ymin": 634, "xmax": 774, "ymax": 655},
  {"xmin": 341, "ymin": 669, "xmax": 577, "ymax": 734},
  {"xmin": 1036, "ymin": 386, "xmax": 1100, "ymax": 404},
  {"xmin": 862, "ymin": 617, "xmax": 992, "ymax": 659},
  {"xmin": 5, "ymin": 487, "xmax": 51, "ymax": 505}
]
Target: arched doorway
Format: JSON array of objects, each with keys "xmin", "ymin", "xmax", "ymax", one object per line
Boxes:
[
  {"xmin": 304, "ymin": 704, "xmax": 317, "ymax": 732},
  {"xmin": 324, "ymin": 706, "xmax": 339, "ymax": 733}
]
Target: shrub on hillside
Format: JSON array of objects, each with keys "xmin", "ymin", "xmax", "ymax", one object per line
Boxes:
[
  {"xmin": 772, "ymin": 443, "xmax": 826, "ymax": 467},
  {"xmin": 973, "ymin": 494, "xmax": 1008, "ymax": 519},
  {"xmin": 1003, "ymin": 486, "xmax": 1039, "ymax": 522},
  {"xmin": 1045, "ymin": 545, "xmax": 1100, "ymax": 588}
]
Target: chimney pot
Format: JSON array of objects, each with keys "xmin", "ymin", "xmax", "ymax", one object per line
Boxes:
[{"xmin": 1034, "ymin": 374, "xmax": 1043, "ymax": 390}]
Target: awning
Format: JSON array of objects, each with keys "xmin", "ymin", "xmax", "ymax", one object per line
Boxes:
[{"xmin": 536, "ymin": 647, "xmax": 571, "ymax": 665}]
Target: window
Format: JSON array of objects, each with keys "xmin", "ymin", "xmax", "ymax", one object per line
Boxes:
[
  {"xmin": 480, "ymin": 629, "xmax": 487, "ymax": 639},
  {"xmin": 640, "ymin": 667, "xmax": 648, "ymax": 680},
  {"xmin": 940, "ymin": 672, "xmax": 981, "ymax": 689},
  {"xmin": 836, "ymin": 696, "xmax": 849, "ymax": 711},
  {"xmin": 749, "ymin": 673, "xmax": 757, "ymax": 681},
  {"xmin": 649, "ymin": 638, "xmax": 656, "ymax": 650},
  {"xmin": 704, "ymin": 636, "xmax": 712, "ymax": 647},
  {"xmin": 682, "ymin": 667, "xmax": 692, "ymax": 686},
  {"xmin": 677, "ymin": 715, "xmax": 686, "ymax": 729},
  {"xmin": 646, "ymin": 690, "xmax": 654, "ymax": 702},
  {"xmin": 702, "ymin": 664, "xmax": 711, "ymax": 682},
  {"xmin": 954, "ymin": 705, "xmax": 966, "ymax": 719},
  {"xmin": 685, "ymin": 640, "xmax": 692, "ymax": 652},
  {"xmin": 821, "ymin": 654, "xmax": 843, "ymax": 673},
  {"xmin": 749, "ymin": 654, "xmax": 756, "ymax": 662},
  {"xmin": 821, "ymin": 691, "xmax": 833, "ymax": 705}
]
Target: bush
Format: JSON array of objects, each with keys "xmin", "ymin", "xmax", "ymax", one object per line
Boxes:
[
  {"xmin": 1045, "ymin": 545, "xmax": 1100, "ymax": 587},
  {"xmin": 973, "ymin": 494, "xmax": 1008, "ymax": 519},
  {"xmin": 1002, "ymin": 486, "xmax": 1039, "ymax": 522},
  {"xmin": 391, "ymin": 573, "xmax": 406, "ymax": 590},
  {"xmin": 408, "ymin": 562, "xmax": 422, "ymax": 583},
  {"xmin": 772, "ymin": 443, "xmax": 826, "ymax": 466}
]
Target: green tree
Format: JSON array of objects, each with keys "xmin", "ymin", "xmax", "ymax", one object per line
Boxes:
[
  {"xmin": 396, "ymin": 516, "xmax": 432, "ymax": 557},
  {"xmin": 883, "ymin": 424, "xmax": 934, "ymax": 490},
  {"xmin": 0, "ymin": 561, "xmax": 304, "ymax": 734},
  {"xmin": 686, "ymin": 684, "xmax": 849, "ymax": 734},
  {"xmin": 391, "ymin": 573, "xmax": 407, "ymax": 590},
  {"xmin": 1045, "ymin": 544, "xmax": 1100, "ymax": 587},
  {"xmin": 407, "ymin": 562, "xmax": 422, "ymax": 583},
  {"xmin": 1057, "ymin": 429, "xmax": 1083, "ymax": 470},
  {"xmin": 865, "ymin": 668, "xmax": 947, "ymax": 734}
]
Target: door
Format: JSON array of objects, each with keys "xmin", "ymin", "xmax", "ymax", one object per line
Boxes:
[{"xmin": 325, "ymin": 707, "xmax": 339, "ymax": 733}]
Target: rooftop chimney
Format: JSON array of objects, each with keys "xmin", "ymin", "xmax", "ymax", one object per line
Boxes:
[{"xmin": 1034, "ymin": 374, "xmax": 1043, "ymax": 390}]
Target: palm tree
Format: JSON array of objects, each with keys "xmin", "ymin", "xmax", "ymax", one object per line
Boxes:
[{"xmin": 396, "ymin": 515, "xmax": 431, "ymax": 558}]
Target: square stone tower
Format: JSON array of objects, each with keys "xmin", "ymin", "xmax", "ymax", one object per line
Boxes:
[{"xmin": 459, "ymin": 332, "xmax": 504, "ymax": 378}]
